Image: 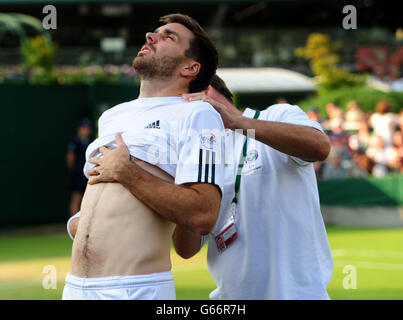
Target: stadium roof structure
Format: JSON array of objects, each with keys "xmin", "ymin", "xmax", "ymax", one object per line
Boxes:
[
  {"xmin": 0, "ymin": 0, "xmax": 272, "ymax": 3},
  {"xmin": 216, "ymin": 67, "xmax": 316, "ymax": 93},
  {"xmin": 0, "ymin": 0, "xmax": 257, "ymax": 3}
]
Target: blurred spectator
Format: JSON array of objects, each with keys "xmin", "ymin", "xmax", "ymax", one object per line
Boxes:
[
  {"xmin": 346, "ymin": 100, "xmax": 365, "ymax": 122},
  {"xmin": 348, "ymin": 119, "xmax": 371, "ymax": 152},
  {"xmin": 357, "ymin": 152, "xmax": 374, "ymax": 174},
  {"xmin": 66, "ymin": 118, "xmax": 93, "ymax": 217},
  {"xmin": 348, "ymin": 152, "xmax": 371, "ymax": 177},
  {"xmin": 369, "ymin": 100, "xmax": 399, "ymax": 147},
  {"xmin": 313, "ymin": 161, "xmax": 326, "ymax": 180},
  {"xmin": 365, "ymin": 135, "xmax": 388, "ymax": 177},
  {"xmin": 331, "ymin": 134, "xmax": 351, "ymax": 161},
  {"xmin": 325, "ymin": 102, "xmax": 339, "ymax": 120},
  {"xmin": 276, "ymin": 97, "xmax": 288, "ymax": 104},
  {"xmin": 313, "ymin": 99, "xmax": 403, "ymax": 180},
  {"xmin": 397, "ymin": 148, "xmax": 403, "ymax": 174},
  {"xmin": 323, "ymin": 103, "xmax": 346, "ymax": 135},
  {"xmin": 385, "ymin": 129, "xmax": 403, "ymax": 170},
  {"xmin": 323, "ymin": 152, "xmax": 346, "ymax": 180},
  {"xmin": 345, "ymin": 100, "xmax": 365, "ymax": 130},
  {"xmin": 307, "ymin": 106, "xmax": 323, "ymax": 123}
]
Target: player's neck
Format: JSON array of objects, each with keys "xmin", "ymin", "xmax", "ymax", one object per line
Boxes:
[{"xmin": 139, "ymin": 78, "xmax": 188, "ymax": 98}]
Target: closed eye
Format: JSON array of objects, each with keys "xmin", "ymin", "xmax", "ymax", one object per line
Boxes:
[
  {"xmin": 162, "ymin": 29, "xmax": 179, "ymax": 41},
  {"xmin": 154, "ymin": 27, "xmax": 180, "ymax": 41}
]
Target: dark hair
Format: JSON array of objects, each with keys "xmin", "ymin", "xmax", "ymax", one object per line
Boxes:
[
  {"xmin": 159, "ymin": 13, "xmax": 218, "ymax": 93},
  {"xmin": 375, "ymin": 100, "xmax": 390, "ymax": 114},
  {"xmin": 210, "ymin": 74, "xmax": 233, "ymax": 104},
  {"xmin": 76, "ymin": 118, "xmax": 92, "ymax": 128}
]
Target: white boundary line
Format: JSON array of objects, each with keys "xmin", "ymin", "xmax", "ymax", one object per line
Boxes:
[
  {"xmin": 332, "ymin": 249, "xmax": 403, "ymax": 259},
  {"xmin": 334, "ymin": 260, "xmax": 403, "ymax": 271}
]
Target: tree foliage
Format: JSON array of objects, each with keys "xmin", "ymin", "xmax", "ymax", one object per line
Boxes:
[{"xmin": 295, "ymin": 33, "xmax": 365, "ymax": 95}]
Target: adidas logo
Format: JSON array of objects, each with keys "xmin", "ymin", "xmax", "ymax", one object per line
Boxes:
[{"xmin": 145, "ymin": 120, "xmax": 160, "ymax": 129}]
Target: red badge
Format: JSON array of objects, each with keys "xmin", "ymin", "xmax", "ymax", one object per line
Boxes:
[{"xmin": 215, "ymin": 222, "xmax": 238, "ymax": 253}]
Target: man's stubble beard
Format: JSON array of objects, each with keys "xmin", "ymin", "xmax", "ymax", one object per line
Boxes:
[{"xmin": 133, "ymin": 53, "xmax": 186, "ymax": 80}]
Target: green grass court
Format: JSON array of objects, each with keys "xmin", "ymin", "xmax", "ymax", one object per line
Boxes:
[{"xmin": 0, "ymin": 226, "xmax": 402, "ymax": 300}]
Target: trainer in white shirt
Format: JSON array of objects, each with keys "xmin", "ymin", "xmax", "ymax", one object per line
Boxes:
[{"xmin": 176, "ymin": 75, "xmax": 333, "ymax": 300}]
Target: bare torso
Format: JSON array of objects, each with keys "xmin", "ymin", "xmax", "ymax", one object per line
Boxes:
[{"xmin": 70, "ymin": 160, "xmax": 175, "ymax": 278}]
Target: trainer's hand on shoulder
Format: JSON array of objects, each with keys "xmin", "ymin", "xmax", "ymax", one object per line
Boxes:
[
  {"xmin": 182, "ymin": 92, "xmax": 238, "ymax": 129},
  {"xmin": 87, "ymin": 134, "xmax": 131, "ymax": 185}
]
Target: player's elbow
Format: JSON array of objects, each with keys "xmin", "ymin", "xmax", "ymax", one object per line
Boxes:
[
  {"xmin": 176, "ymin": 248, "xmax": 198, "ymax": 260},
  {"xmin": 194, "ymin": 221, "xmax": 214, "ymax": 236},
  {"xmin": 174, "ymin": 243, "xmax": 195, "ymax": 259},
  {"xmin": 316, "ymin": 134, "xmax": 331, "ymax": 161},
  {"xmin": 172, "ymin": 227, "xmax": 201, "ymax": 259},
  {"xmin": 307, "ymin": 132, "xmax": 331, "ymax": 162},
  {"xmin": 173, "ymin": 238, "xmax": 198, "ymax": 259},
  {"xmin": 188, "ymin": 184, "xmax": 221, "ymax": 235},
  {"xmin": 193, "ymin": 209, "xmax": 218, "ymax": 235}
]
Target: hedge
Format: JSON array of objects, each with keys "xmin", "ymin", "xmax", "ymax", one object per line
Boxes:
[{"xmin": 297, "ymin": 86, "xmax": 403, "ymax": 116}]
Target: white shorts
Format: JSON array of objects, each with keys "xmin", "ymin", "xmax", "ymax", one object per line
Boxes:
[{"xmin": 62, "ymin": 271, "xmax": 176, "ymax": 300}]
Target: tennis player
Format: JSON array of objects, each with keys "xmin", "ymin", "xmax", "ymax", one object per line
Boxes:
[
  {"xmin": 63, "ymin": 14, "xmax": 225, "ymax": 300},
  {"xmin": 174, "ymin": 75, "xmax": 333, "ymax": 299}
]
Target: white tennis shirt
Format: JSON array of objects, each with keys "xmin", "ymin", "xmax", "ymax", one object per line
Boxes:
[
  {"xmin": 205, "ymin": 104, "xmax": 333, "ymax": 300},
  {"xmin": 68, "ymin": 96, "xmax": 226, "ymax": 241},
  {"xmin": 84, "ymin": 96, "xmax": 225, "ymax": 192}
]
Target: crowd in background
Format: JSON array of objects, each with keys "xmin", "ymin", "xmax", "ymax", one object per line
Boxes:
[{"xmin": 307, "ymin": 100, "xmax": 403, "ymax": 180}]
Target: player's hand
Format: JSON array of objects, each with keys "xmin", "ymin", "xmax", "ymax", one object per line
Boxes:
[
  {"xmin": 182, "ymin": 92, "xmax": 239, "ymax": 129},
  {"xmin": 87, "ymin": 134, "xmax": 131, "ymax": 185}
]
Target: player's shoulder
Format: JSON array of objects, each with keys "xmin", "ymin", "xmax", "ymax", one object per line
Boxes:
[
  {"xmin": 262, "ymin": 103, "xmax": 304, "ymax": 121},
  {"xmin": 102, "ymin": 99, "xmax": 135, "ymax": 115},
  {"xmin": 98, "ymin": 99, "xmax": 137, "ymax": 122},
  {"xmin": 266, "ymin": 103, "xmax": 302, "ymax": 113},
  {"xmin": 183, "ymin": 99, "xmax": 221, "ymax": 119}
]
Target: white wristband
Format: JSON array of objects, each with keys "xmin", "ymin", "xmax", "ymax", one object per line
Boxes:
[{"xmin": 67, "ymin": 211, "xmax": 81, "ymax": 240}]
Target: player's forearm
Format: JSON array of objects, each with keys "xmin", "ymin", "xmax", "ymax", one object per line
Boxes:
[
  {"xmin": 173, "ymin": 225, "xmax": 202, "ymax": 259},
  {"xmin": 233, "ymin": 116, "xmax": 331, "ymax": 161},
  {"xmin": 116, "ymin": 161, "xmax": 220, "ymax": 235}
]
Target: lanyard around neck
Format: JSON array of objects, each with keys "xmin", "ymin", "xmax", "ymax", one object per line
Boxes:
[{"xmin": 231, "ymin": 109, "xmax": 261, "ymax": 206}]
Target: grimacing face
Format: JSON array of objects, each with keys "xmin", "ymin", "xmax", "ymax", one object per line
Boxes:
[{"xmin": 133, "ymin": 23, "xmax": 195, "ymax": 80}]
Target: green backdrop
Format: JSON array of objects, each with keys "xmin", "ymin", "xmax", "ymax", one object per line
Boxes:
[
  {"xmin": 318, "ymin": 174, "xmax": 403, "ymax": 207},
  {"xmin": 0, "ymin": 83, "xmax": 139, "ymax": 229}
]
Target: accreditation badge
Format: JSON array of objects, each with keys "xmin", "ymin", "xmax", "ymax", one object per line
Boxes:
[{"xmin": 215, "ymin": 221, "xmax": 238, "ymax": 253}]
